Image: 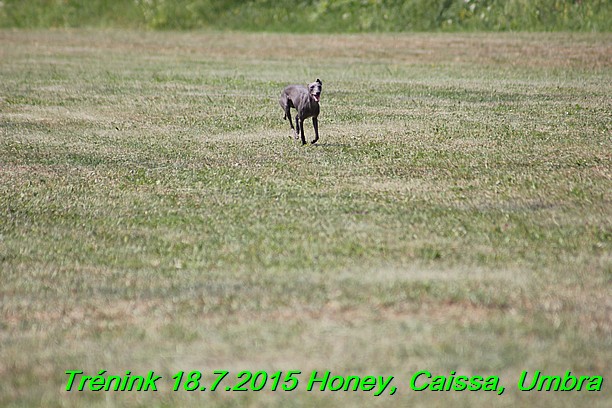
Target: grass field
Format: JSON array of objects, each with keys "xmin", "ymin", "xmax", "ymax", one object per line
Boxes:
[
  {"xmin": 2, "ymin": 0, "xmax": 610, "ymax": 31},
  {"xmin": 0, "ymin": 30, "xmax": 610, "ymax": 407}
]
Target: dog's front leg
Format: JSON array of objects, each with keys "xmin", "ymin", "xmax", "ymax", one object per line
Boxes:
[{"xmin": 311, "ymin": 117, "xmax": 319, "ymax": 144}]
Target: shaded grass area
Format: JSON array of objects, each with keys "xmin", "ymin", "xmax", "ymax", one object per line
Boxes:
[
  {"xmin": 0, "ymin": 30, "xmax": 611, "ymax": 407},
  {"xmin": 0, "ymin": 0, "xmax": 610, "ymax": 32}
]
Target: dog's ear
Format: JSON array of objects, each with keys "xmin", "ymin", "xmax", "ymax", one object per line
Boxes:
[{"xmin": 316, "ymin": 78, "xmax": 322, "ymax": 84}]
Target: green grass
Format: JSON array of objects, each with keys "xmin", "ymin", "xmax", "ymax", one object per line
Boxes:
[
  {"xmin": 0, "ymin": 30, "xmax": 611, "ymax": 407},
  {"xmin": 1, "ymin": 0, "xmax": 610, "ymax": 31}
]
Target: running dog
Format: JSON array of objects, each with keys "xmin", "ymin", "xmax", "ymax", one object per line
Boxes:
[{"xmin": 279, "ymin": 79, "xmax": 322, "ymax": 145}]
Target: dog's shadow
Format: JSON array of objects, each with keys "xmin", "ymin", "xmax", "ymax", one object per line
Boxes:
[{"xmin": 311, "ymin": 143, "xmax": 350, "ymax": 148}]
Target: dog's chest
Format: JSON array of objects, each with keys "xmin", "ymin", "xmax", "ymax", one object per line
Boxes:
[{"xmin": 297, "ymin": 96, "xmax": 319, "ymax": 118}]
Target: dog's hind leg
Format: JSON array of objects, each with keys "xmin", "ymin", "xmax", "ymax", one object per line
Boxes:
[
  {"xmin": 280, "ymin": 95, "xmax": 294, "ymax": 125},
  {"xmin": 279, "ymin": 96, "xmax": 287, "ymax": 119},
  {"xmin": 294, "ymin": 114, "xmax": 301, "ymax": 141},
  {"xmin": 285, "ymin": 105, "xmax": 295, "ymax": 131},
  {"xmin": 298, "ymin": 116, "xmax": 306, "ymax": 145},
  {"xmin": 311, "ymin": 117, "xmax": 319, "ymax": 145},
  {"xmin": 289, "ymin": 115, "xmax": 300, "ymax": 139}
]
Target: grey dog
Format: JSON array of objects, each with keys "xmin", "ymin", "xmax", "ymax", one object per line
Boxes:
[{"xmin": 279, "ymin": 79, "xmax": 322, "ymax": 145}]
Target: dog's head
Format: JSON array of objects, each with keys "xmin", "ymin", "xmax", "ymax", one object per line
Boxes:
[{"xmin": 309, "ymin": 78, "xmax": 322, "ymax": 102}]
